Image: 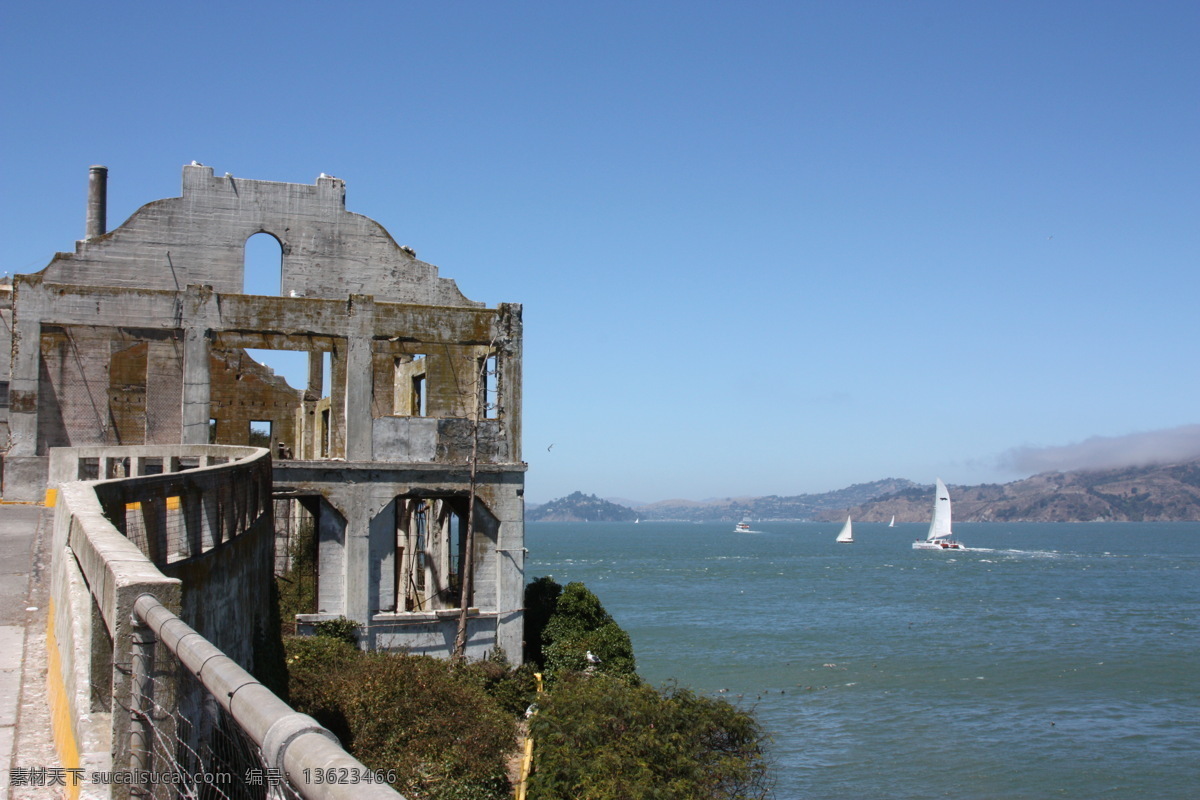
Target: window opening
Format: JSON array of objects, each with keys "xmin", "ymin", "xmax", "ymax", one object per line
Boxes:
[
  {"xmin": 398, "ymin": 497, "xmax": 467, "ymax": 612},
  {"xmin": 409, "ymin": 501, "xmax": 428, "ymax": 608},
  {"xmin": 413, "ymin": 374, "xmax": 426, "ymax": 416},
  {"xmin": 208, "ymin": 418, "xmax": 218, "ymax": 444},
  {"xmin": 274, "ymin": 497, "xmax": 319, "ymax": 618},
  {"xmin": 244, "ymin": 232, "xmax": 282, "ymax": 297},
  {"xmin": 78, "ymin": 458, "xmax": 99, "ymax": 481},
  {"xmin": 244, "ymin": 348, "xmax": 310, "ymax": 392},
  {"xmin": 447, "ymin": 511, "xmax": 463, "ymax": 598},
  {"xmin": 249, "ymin": 420, "xmax": 272, "ymax": 448},
  {"xmin": 482, "ymin": 354, "xmax": 498, "ymax": 419},
  {"xmin": 243, "ymin": 233, "xmax": 309, "ymax": 390},
  {"xmin": 394, "ymin": 354, "xmax": 428, "ymax": 416}
]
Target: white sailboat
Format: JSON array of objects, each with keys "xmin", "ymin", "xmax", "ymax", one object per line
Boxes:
[
  {"xmin": 912, "ymin": 478, "xmax": 964, "ymax": 550},
  {"xmin": 888, "ymin": 515, "xmax": 895, "ymax": 527},
  {"xmin": 835, "ymin": 516, "xmax": 854, "ymax": 543}
]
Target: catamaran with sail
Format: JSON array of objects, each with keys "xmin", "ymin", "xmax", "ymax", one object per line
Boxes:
[
  {"xmin": 912, "ymin": 478, "xmax": 964, "ymax": 550},
  {"xmin": 835, "ymin": 516, "xmax": 854, "ymax": 543}
]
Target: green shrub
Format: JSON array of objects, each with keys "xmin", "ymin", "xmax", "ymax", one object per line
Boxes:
[
  {"xmin": 453, "ymin": 648, "xmax": 541, "ymax": 717},
  {"xmin": 313, "ymin": 615, "xmax": 361, "ymax": 646},
  {"xmin": 538, "ymin": 581, "xmax": 636, "ymax": 682},
  {"xmin": 282, "ymin": 635, "xmax": 359, "ymax": 708},
  {"xmin": 283, "ymin": 639, "xmax": 516, "ymax": 800},
  {"xmin": 278, "ymin": 577, "xmax": 775, "ymax": 800},
  {"xmin": 528, "ymin": 674, "xmax": 771, "ymax": 800}
]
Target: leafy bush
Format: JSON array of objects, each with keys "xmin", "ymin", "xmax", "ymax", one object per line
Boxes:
[
  {"xmin": 531, "ymin": 579, "xmax": 636, "ymax": 682},
  {"xmin": 313, "ymin": 615, "xmax": 361, "ymax": 646},
  {"xmin": 283, "ymin": 634, "xmax": 359, "ymax": 706},
  {"xmin": 284, "ymin": 639, "xmax": 517, "ymax": 800},
  {"xmin": 453, "ymin": 648, "xmax": 541, "ymax": 717},
  {"xmin": 278, "ymin": 578, "xmax": 774, "ymax": 800},
  {"xmin": 528, "ymin": 674, "xmax": 771, "ymax": 800}
]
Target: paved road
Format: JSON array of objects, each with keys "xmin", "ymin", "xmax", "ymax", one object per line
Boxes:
[
  {"xmin": 0, "ymin": 505, "xmax": 42, "ymax": 625},
  {"xmin": 0, "ymin": 503, "xmax": 59, "ymax": 799}
]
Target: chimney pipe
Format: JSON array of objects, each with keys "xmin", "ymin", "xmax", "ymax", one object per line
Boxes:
[{"xmin": 86, "ymin": 165, "xmax": 108, "ymax": 240}]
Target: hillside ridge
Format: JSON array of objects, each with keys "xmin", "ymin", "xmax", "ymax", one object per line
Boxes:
[{"xmin": 530, "ymin": 460, "xmax": 1200, "ymax": 523}]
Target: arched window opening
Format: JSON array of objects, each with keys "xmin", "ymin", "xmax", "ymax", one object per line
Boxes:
[
  {"xmin": 394, "ymin": 497, "xmax": 468, "ymax": 612},
  {"xmin": 244, "ymin": 231, "xmax": 283, "ymax": 296},
  {"xmin": 242, "ymin": 232, "xmax": 308, "ymax": 391}
]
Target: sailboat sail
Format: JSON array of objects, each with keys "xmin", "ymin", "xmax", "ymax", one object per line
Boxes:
[
  {"xmin": 836, "ymin": 516, "xmax": 853, "ymax": 543},
  {"xmin": 926, "ymin": 478, "xmax": 953, "ymax": 541},
  {"xmin": 888, "ymin": 515, "xmax": 895, "ymax": 527}
]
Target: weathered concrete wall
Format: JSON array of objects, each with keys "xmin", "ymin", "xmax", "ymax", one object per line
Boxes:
[
  {"xmin": 16, "ymin": 165, "xmax": 527, "ymax": 666},
  {"xmin": 44, "ymin": 445, "xmax": 368, "ymax": 798},
  {"xmin": 164, "ymin": 508, "xmax": 277, "ymax": 677},
  {"xmin": 49, "ymin": 446, "xmax": 276, "ymax": 674},
  {"xmin": 37, "ymin": 328, "xmax": 110, "ymax": 450},
  {"xmin": 50, "ymin": 479, "xmax": 182, "ymax": 799},
  {"xmin": 372, "ymin": 416, "xmax": 439, "ymax": 461},
  {"xmin": 279, "ymin": 461, "xmax": 526, "ymax": 661},
  {"xmin": 208, "ymin": 347, "xmax": 300, "ymax": 452},
  {"xmin": 0, "ymin": 286, "xmax": 12, "ymax": 460},
  {"xmin": 5, "ymin": 279, "xmax": 522, "ymax": 499},
  {"xmin": 316, "ymin": 497, "xmax": 347, "ymax": 616},
  {"xmin": 41, "ymin": 164, "xmax": 479, "ymax": 307}
]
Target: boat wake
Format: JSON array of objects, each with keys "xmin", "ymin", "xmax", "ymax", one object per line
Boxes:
[{"xmin": 970, "ymin": 547, "xmax": 1069, "ymax": 559}]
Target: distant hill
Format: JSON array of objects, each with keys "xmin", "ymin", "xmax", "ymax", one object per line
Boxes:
[
  {"xmin": 528, "ymin": 491, "xmax": 638, "ymax": 522},
  {"xmin": 632, "ymin": 479, "xmax": 919, "ymax": 522},
  {"xmin": 840, "ymin": 460, "xmax": 1200, "ymax": 523},
  {"xmin": 531, "ymin": 460, "xmax": 1200, "ymax": 525}
]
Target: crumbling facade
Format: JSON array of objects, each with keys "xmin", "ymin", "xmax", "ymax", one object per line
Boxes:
[{"xmin": 4, "ymin": 164, "xmax": 526, "ymax": 660}]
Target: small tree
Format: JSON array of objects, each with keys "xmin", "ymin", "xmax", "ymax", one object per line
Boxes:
[{"xmin": 530, "ymin": 579, "xmax": 636, "ymax": 682}]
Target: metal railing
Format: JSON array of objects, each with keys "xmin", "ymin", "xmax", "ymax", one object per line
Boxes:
[
  {"xmin": 130, "ymin": 594, "xmax": 400, "ymax": 800},
  {"xmin": 48, "ymin": 445, "xmax": 405, "ymax": 800},
  {"xmin": 50, "ymin": 445, "xmax": 272, "ymax": 569}
]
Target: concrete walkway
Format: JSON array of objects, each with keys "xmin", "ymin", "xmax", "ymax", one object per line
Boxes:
[{"xmin": 0, "ymin": 503, "xmax": 61, "ymax": 800}]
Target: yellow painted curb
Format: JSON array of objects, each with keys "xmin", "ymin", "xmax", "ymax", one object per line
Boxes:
[{"xmin": 46, "ymin": 597, "xmax": 83, "ymax": 800}]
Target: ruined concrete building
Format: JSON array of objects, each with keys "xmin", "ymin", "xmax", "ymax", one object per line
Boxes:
[{"xmin": 2, "ymin": 164, "xmax": 526, "ymax": 660}]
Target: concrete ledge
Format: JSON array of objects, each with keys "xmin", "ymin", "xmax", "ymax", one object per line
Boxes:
[{"xmin": 2, "ymin": 457, "xmax": 49, "ymax": 502}]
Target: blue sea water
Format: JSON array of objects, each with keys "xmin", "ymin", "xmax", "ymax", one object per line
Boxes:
[{"xmin": 526, "ymin": 521, "xmax": 1200, "ymax": 799}]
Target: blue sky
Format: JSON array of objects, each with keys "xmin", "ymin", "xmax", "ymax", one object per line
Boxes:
[{"xmin": 4, "ymin": 1, "xmax": 1198, "ymax": 503}]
